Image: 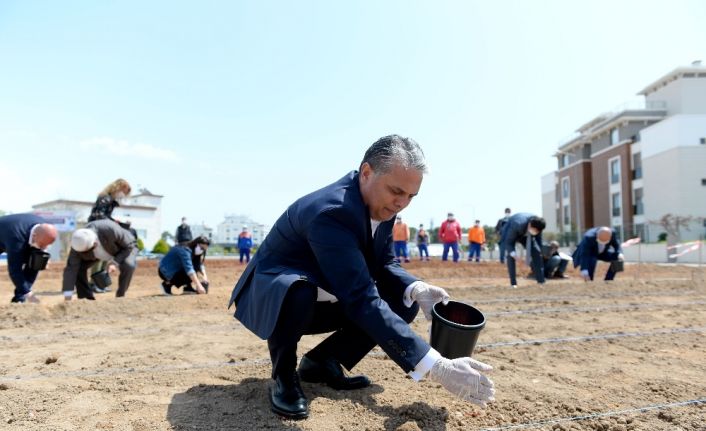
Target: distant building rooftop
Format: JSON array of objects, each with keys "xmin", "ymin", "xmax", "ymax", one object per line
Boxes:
[{"xmin": 637, "ymin": 62, "xmax": 706, "ymax": 96}]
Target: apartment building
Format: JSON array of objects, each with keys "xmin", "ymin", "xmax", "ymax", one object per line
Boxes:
[
  {"xmin": 543, "ymin": 63, "xmax": 706, "ymax": 243},
  {"xmin": 215, "ymin": 214, "xmax": 270, "ymax": 247}
]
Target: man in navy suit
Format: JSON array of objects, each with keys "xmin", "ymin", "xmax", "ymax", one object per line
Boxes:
[
  {"xmin": 572, "ymin": 227, "xmax": 624, "ymax": 281},
  {"xmin": 0, "ymin": 214, "xmax": 58, "ymax": 303},
  {"xmin": 229, "ymin": 135, "xmax": 495, "ymax": 419},
  {"xmin": 501, "ymin": 213, "xmax": 546, "ymax": 288}
]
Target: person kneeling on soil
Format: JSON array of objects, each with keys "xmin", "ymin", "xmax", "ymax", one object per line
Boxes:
[
  {"xmin": 63, "ymin": 220, "xmax": 138, "ymax": 301},
  {"xmin": 158, "ymin": 236, "xmax": 210, "ymax": 295},
  {"xmin": 572, "ymin": 226, "xmax": 624, "ymax": 281},
  {"xmin": 533, "ymin": 240, "xmax": 570, "ymax": 280},
  {"xmin": 229, "ymin": 135, "xmax": 495, "ymax": 420}
]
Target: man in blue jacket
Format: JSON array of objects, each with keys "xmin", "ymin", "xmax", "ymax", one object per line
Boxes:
[
  {"xmin": 0, "ymin": 214, "xmax": 57, "ymax": 303},
  {"xmin": 229, "ymin": 135, "xmax": 495, "ymax": 419},
  {"xmin": 572, "ymin": 226, "xmax": 624, "ymax": 281},
  {"xmin": 501, "ymin": 212, "xmax": 546, "ymax": 288}
]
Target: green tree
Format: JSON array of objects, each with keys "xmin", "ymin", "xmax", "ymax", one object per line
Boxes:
[
  {"xmin": 136, "ymin": 237, "xmax": 145, "ymax": 251},
  {"xmin": 152, "ymin": 239, "xmax": 170, "ymax": 254}
]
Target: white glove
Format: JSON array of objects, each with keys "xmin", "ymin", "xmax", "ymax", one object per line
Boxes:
[
  {"xmin": 411, "ymin": 282, "xmax": 450, "ymax": 320},
  {"xmin": 580, "ymin": 269, "xmax": 590, "ymax": 281},
  {"xmin": 429, "ymin": 357, "xmax": 495, "ymax": 407},
  {"xmin": 618, "ymin": 253, "xmax": 624, "ymax": 262}
]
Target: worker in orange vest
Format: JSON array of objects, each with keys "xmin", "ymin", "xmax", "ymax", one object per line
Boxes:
[
  {"xmin": 392, "ymin": 216, "xmax": 410, "ymax": 263},
  {"xmin": 467, "ymin": 220, "xmax": 486, "ymax": 262}
]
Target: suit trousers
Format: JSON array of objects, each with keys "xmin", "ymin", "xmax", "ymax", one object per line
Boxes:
[
  {"xmin": 64, "ymin": 254, "xmax": 136, "ymax": 298},
  {"xmin": 506, "ymin": 236, "xmax": 545, "ymax": 285},
  {"xmin": 585, "ymin": 256, "xmax": 617, "ymax": 281},
  {"xmin": 267, "ymin": 280, "xmax": 419, "ymax": 380}
]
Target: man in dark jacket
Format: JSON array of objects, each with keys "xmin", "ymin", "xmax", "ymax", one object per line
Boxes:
[
  {"xmin": 494, "ymin": 208, "xmax": 511, "ymax": 263},
  {"xmin": 230, "ymin": 135, "xmax": 494, "ymax": 419},
  {"xmin": 62, "ymin": 219, "xmax": 138, "ymax": 300},
  {"xmin": 175, "ymin": 217, "xmax": 192, "ymax": 245},
  {"xmin": 572, "ymin": 227, "xmax": 624, "ymax": 281},
  {"xmin": 501, "ymin": 212, "xmax": 546, "ymax": 288},
  {"xmin": 0, "ymin": 214, "xmax": 57, "ymax": 303}
]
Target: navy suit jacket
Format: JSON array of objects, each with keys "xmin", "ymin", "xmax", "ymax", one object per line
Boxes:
[
  {"xmin": 0, "ymin": 213, "xmax": 46, "ymax": 299},
  {"xmin": 572, "ymin": 227, "xmax": 622, "ymax": 269},
  {"xmin": 501, "ymin": 213, "xmax": 543, "ymax": 254},
  {"xmin": 229, "ymin": 171, "xmax": 429, "ymax": 372}
]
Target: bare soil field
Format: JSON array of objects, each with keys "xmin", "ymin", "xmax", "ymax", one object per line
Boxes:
[{"xmin": 0, "ymin": 259, "xmax": 704, "ymax": 430}]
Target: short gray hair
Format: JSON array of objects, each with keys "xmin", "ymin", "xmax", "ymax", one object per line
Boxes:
[{"xmin": 360, "ymin": 135, "xmax": 427, "ymax": 175}]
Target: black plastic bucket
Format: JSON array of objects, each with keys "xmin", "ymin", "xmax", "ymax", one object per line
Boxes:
[
  {"xmin": 27, "ymin": 250, "xmax": 50, "ymax": 271},
  {"xmin": 610, "ymin": 260, "xmax": 624, "ymax": 273},
  {"xmin": 430, "ymin": 301, "xmax": 486, "ymax": 359},
  {"xmin": 91, "ymin": 270, "xmax": 112, "ymax": 289}
]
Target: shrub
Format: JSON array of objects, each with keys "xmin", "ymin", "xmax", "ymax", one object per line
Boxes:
[{"xmin": 152, "ymin": 239, "xmax": 170, "ymax": 254}]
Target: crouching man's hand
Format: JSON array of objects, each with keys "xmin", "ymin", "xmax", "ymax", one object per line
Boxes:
[
  {"xmin": 429, "ymin": 357, "xmax": 495, "ymax": 407},
  {"xmin": 410, "ymin": 282, "xmax": 450, "ymax": 320}
]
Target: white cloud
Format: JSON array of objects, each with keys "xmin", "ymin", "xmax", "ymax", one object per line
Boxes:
[{"xmin": 80, "ymin": 137, "xmax": 179, "ymax": 162}]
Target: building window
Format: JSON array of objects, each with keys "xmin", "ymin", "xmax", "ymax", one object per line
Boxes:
[
  {"xmin": 633, "ymin": 223, "xmax": 645, "ymax": 239},
  {"xmin": 610, "ymin": 128, "xmax": 619, "ymax": 146},
  {"xmin": 613, "ymin": 226, "xmax": 622, "ymax": 242},
  {"xmin": 563, "ymin": 205, "xmax": 570, "ymax": 225},
  {"xmin": 610, "ymin": 159, "xmax": 621, "ymax": 184},
  {"xmin": 702, "ymin": 179, "xmax": 706, "ymax": 186},
  {"xmin": 700, "ymin": 137, "xmax": 705, "ymax": 145},
  {"xmin": 561, "ymin": 177, "xmax": 570, "ymax": 199},
  {"xmin": 633, "ymin": 188, "xmax": 644, "ymax": 215},
  {"xmin": 632, "ymin": 153, "xmax": 642, "ymax": 180},
  {"xmin": 612, "ymin": 192, "xmax": 621, "ymax": 217}
]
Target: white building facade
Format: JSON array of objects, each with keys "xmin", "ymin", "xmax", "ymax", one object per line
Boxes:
[
  {"xmin": 32, "ymin": 189, "xmax": 163, "ymax": 251},
  {"xmin": 637, "ymin": 66, "xmax": 706, "ymax": 241}
]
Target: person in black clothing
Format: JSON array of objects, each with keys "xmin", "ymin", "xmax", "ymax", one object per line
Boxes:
[
  {"xmin": 87, "ymin": 178, "xmax": 133, "ymax": 294},
  {"xmin": 88, "ymin": 178, "xmax": 132, "ymax": 223},
  {"xmin": 495, "ymin": 208, "xmax": 511, "ymax": 264},
  {"xmin": 175, "ymin": 217, "xmax": 193, "ymax": 245}
]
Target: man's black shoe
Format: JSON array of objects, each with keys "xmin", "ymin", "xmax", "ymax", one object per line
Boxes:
[
  {"xmin": 298, "ymin": 355, "xmax": 371, "ymax": 390},
  {"xmin": 183, "ymin": 285, "xmax": 197, "ymax": 294},
  {"xmin": 269, "ymin": 373, "xmax": 308, "ymax": 419},
  {"xmin": 553, "ymin": 272, "xmax": 569, "ymax": 279}
]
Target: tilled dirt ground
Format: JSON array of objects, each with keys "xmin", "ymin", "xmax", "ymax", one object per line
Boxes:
[{"xmin": 0, "ymin": 259, "xmax": 704, "ymax": 430}]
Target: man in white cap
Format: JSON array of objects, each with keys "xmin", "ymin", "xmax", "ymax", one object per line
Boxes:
[{"xmin": 62, "ymin": 219, "xmax": 138, "ymax": 300}]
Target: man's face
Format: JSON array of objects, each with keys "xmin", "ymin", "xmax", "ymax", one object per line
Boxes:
[
  {"xmin": 359, "ymin": 162, "xmax": 423, "ymax": 221},
  {"xmin": 597, "ymin": 229, "xmax": 612, "ymax": 244}
]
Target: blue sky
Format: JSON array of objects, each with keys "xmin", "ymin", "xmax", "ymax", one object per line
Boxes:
[{"xmin": 1, "ymin": 1, "xmax": 705, "ymax": 232}]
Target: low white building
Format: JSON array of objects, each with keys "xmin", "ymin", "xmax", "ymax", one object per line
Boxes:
[
  {"xmin": 190, "ymin": 222, "xmax": 214, "ymax": 242},
  {"xmin": 32, "ymin": 188, "xmax": 163, "ymax": 251},
  {"xmin": 216, "ymin": 214, "xmax": 269, "ymax": 246}
]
